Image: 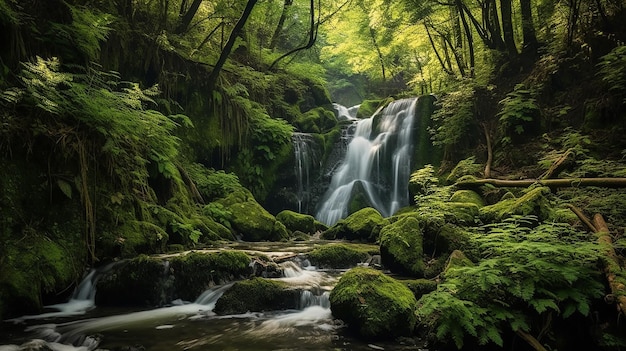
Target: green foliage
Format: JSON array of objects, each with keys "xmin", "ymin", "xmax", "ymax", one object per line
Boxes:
[
  {"xmin": 186, "ymin": 163, "xmax": 243, "ymax": 201},
  {"xmin": 409, "ymin": 164, "xmax": 440, "ymax": 195},
  {"xmin": 417, "ymin": 216, "xmax": 604, "ymax": 349},
  {"xmin": 597, "ymin": 45, "xmax": 626, "ymax": 103},
  {"xmin": 203, "ymin": 202, "xmax": 232, "ymax": 229},
  {"xmin": 49, "ymin": 5, "xmax": 114, "ymax": 60},
  {"xmin": 497, "ymin": 84, "xmax": 539, "ymax": 145},
  {"xmin": 430, "ymin": 87, "xmax": 476, "ymax": 149}
]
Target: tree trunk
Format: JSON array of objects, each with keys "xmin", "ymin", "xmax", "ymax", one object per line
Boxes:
[
  {"xmin": 519, "ymin": 0, "xmax": 538, "ymax": 54},
  {"xmin": 269, "ymin": 0, "xmax": 293, "ymax": 50},
  {"xmin": 592, "ymin": 214, "xmax": 626, "ymax": 317},
  {"xmin": 425, "ymin": 23, "xmax": 454, "ymax": 75},
  {"xmin": 482, "ymin": 123, "xmax": 492, "ymax": 178},
  {"xmin": 175, "ymin": 0, "xmax": 203, "ymax": 34},
  {"xmin": 207, "ymin": 0, "xmax": 258, "ymax": 93},
  {"xmin": 269, "ymin": 0, "xmax": 319, "ymax": 69},
  {"xmin": 458, "ymin": 0, "xmax": 475, "ymax": 77},
  {"xmin": 500, "ymin": 0, "xmax": 518, "ymax": 57},
  {"xmin": 455, "ymin": 177, "xmax": 626, "ymax": 189}
]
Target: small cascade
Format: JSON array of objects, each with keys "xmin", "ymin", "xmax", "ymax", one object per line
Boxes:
[
  {"xmin": 292, "ymin": 133, "xmax": 320, "ymax": 213},
  {"xmin": 333, "ymin": 103, "xmax": 360, "ymax": 121},
  {"xmin": 316, "ymin": 98, "xmax": 420, "ymax": 225},
  {"xmin": 9, "ymin": 263, "xmax": 117, "ymax": 322},
  {"xmin": 299, "ymin": 290, "xmax": 330, "ymax": 309}
]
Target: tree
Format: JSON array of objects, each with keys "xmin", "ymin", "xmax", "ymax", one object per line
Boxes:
[{"xmin": 207, "ymin": 0, "xmax": 258, "ymax": 92}]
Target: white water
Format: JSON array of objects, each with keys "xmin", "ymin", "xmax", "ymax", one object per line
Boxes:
[
  {"xmin": 333, "ymin": 103, "xmax": 360, "ymax": 121},
  {"xmin": 316, "ymin": 98, "xmax": 419, "ymax": 225},
  {"xmin": 292, "ymin": 132, "xmax": 320, "ymax": 213}
]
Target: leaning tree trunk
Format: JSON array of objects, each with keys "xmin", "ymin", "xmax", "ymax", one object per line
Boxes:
[
  {"xmin": 269, "ymin": 0, "xmax": 293, "ymax": 50},
  {"xmin": 207, "ymin": 0, "xmax": 258, "ymax": 93},
  {"xmin": 455, "ymin": 177, "xmax": 626, "ymax": 189}
]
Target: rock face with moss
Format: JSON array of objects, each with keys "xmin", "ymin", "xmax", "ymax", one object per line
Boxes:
[
  {"xmin": 379, "ymin": 216, "xmax": 425, "ymax": 276},
  {"xmin": 217, "ymin": 190, "xmax": 288, "ymax": 241},
  {"xmin": 329, "ymin": 267, "xmax": 418, "ymax": 340},
  {"xmin": 213, "ymin": 278, "xmax": 299, "ymax": 314},
  {"xmin": 322, "ymin": 208, "xmax": 388, "ymax": 242}
]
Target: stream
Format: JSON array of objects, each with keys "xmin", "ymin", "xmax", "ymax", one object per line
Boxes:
[{"xmin": 0, "ymin": 242, "xmax": 428, "ymax": 351}]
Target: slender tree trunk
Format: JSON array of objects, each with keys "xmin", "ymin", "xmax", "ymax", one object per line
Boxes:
[
  {"xmin": 270, "ymin": 0, "xmax": 319, "ymax": 69},
  {"xmin": 458, "ymin": 0, "xmax": 475, "ymax": 77},
  {"xmin": 371, "ymin": 27, "xmax": 387, "ymax": 81},
  {"xmin": 269, "ymin": 0, "xmax": 293, "ymax": 50},
  {"xmin": 207, "ymin": 0, "xmax": 258, "ymax": 92},
  {"xmin": 500, "ymin": 0, "xmax": 518, "ymax": 56},
  {"xmin": 519, "ymin": 0, "xmax": 538, "ymax": 54},
  {"xmin": 175, "ymin": 0, "xmax": 203, "ymax": 34},
  {"xmin": 425, "ymin": 22, "xmax": 453, "ymax": 75},
  {"xmin": 456, "ymin": 177, "xmax": 626, "ymax": 189}
]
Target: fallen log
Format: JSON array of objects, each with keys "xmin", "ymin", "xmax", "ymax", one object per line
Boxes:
[
  {"xmin": 592, "ymin": 214, "xmax": 626, "ymax": 317},
  {"xmin": 455, "ymin": 177, "xmax": 626, "ymax": 189}
]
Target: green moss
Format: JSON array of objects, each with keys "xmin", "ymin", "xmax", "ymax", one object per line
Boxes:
[
  {"xmin": 443, "ymin": 250, "xmax": 474, "ymax": 276},
  {"xmin": 449, "ymin": 190, "xmax": 485, "ymax": 207},
  {"xmin": 322, "ymin": 207, "xmax": 388, "ymax": 242},
  {"xmin": 294, "ymin": 107, "xmax": 337, "ymax": 133},
  {"xmin": 329, "ymin": 267, "xmax": 418, "ymax": 340},
  {"xmin": 213, "ymin": 278, "xmax": 298, "ymax": 314},
  {"xmin": 307, "ymin": 243, "xmax": 371, "ymax": 268},
  {"xmin": 356, "ymin": 98, "xmax": 391, "ymax": 119},
  {"xmin": 276, "ymin": 210, "xmax": 316, "ymax": 234},
  {"xmin": 170, "ymin": 251, "xmax": 251, "ymax": 301},
  {"xmin": 96, "ymin": 255, "xmax": 167, "ymax": 306},
  {"xmin": 218, "ymin": 191, "xmax": 288, "ymax": 241},
  {"xmin": 379, "ymin": 216, "xmax": 425, "ymax": 276},
  {"xmin": 445, "ymin": 157, "xmax": 483, "ymax": 184},
  {"xmin": 116, "ymin": 220, "xmax": 168, "ymax": 257},
  {"xmin": 480, "ymin": 186, "xmax": 552, "ymax": 222},
  {"xmin": 402, "ymin": 279, "xmax": 437, "ymax": 299},
  {"xmin": 412, "ymin": 95, "xmax": 441, "ymax": 169}
]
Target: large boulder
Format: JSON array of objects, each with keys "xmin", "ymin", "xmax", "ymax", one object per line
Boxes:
[
  {"xmin": 480, "ymin": 186, "xmax": 552, "ymax": 222},
  {"xmin": 217, "ymin": 190, "xmax": 288, "ymax": 241},
  {"xmin": 322, "ymin": 207, "xmax": 388, "ymax": 242},
  {"xmin": 213, "ymin": 278, "xmax": 299, "ymax": 314},
  {"xmin": 329, "ymin": 267, "xmax": 418, "ymax": 340},
  {"xmin": 276, "ymin": 210, "xmax": 319, "ymax": 234},
  {"xmin": 379, "ymin": 216, "xmax": 424, "ymax": 276}
]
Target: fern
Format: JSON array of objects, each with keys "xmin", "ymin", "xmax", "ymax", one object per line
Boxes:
[
  {"xmin": 418, "ymin": 216, "xmax": 604, "ymax": 349},
  {"xmin": 497, "ymin": 84, "xmax": 539, "ymax": 145}
]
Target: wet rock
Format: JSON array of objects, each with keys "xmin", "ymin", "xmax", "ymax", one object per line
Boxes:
[
  {"xmin": 214, "ymin": 278, "xmax": 299, "ymax": 314},
  {"xmin": 276, "ymin": 210, "xmax": 316, "ymax": 234},
  {"xmin": 307, "ymin": 243, "xmax": 373, "ymax": 269},
  {"xmin": 329, "ymin": 267, "xmax": 418, "ymax": 340}
]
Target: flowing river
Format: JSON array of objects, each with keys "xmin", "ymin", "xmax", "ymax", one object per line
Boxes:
[{"xmin": 0, "ymin": 242, "xmax": 428, "ymax": 351}]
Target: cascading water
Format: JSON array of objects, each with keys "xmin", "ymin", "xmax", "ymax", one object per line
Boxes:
[
  {"xmin": 333, "ymin": 103, "xmax": 360, "ymax": 121},
  {"xmin": 292, "ymin": 133, "xmax": 320, "ymax": 213},
  {"xmin": 316, "ymin": 98, "xmax": 419, "ymax": 225}
]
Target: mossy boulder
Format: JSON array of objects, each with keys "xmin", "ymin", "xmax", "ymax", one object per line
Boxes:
[
  {"xmin": 379, "ymin": 216, "xmax": 425, "ymax": 276},
  {"xmin": 322, "ymin": 207, "xmax": 388, "ymax": 242},
  {"xmin": 307, "ymin": 243, "xmax": 373, "ymax": 269},
  {"xmin": 169, "ymin": 251, "xmax": 251, "ymax": 301},
  {"xmin": 445, "ymin": 157, "xmax": 482, "ymax": 184},
  {"xmin": 213, "ymin": 278, "xmax": 299, "ymax": 314},
  {"xmin": 450, "ymin": 190, "xmax": 485, "ymax": 207},
  {"xmin": 402, "ymin": 279, "xmax": 437, "ymax": 299},
  {"xmin": 329, "ymin": 267, "xmax": 418, "ymax": 340},
  {"xmin": 480, "ymin": 186, "xmax": 552, "ymax": 222},
  {"xmin": 294, "ymin": 107, "xmax": 337, "ymax": 133},
  {"xmin": 443, "ymin": 250, "xmax": 474, "ymax": 276},
  {"xmin": 276, "ymin": 210, "xmax": 316, "ymax": 234},
  {"xmin": 96, "ymin": 256, "xmax": 168, "ymax": 306},
  {"xmin": 218, "ymin": 190, "xmax": 288, "ymax": 241},
  {"xmin": 356, "ymin": 98, "xmax": 391, "ymax": 119}
]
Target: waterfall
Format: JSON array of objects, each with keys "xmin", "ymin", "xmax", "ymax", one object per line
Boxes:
[
  {"xmin": 333, "ymin": 103, "xmax": 359, "ymax": 121},
  {"xmin": 292, "ymin": 133, "xmax": 320, "ymax": 213},
  {"xmin": 316, "ymin": 98, "xmax": 419, "ymax": 226}
]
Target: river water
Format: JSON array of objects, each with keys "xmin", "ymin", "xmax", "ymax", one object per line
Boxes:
[{"xmin": 0, "ymin": 242, "xmax": 428, "ymax": 351}]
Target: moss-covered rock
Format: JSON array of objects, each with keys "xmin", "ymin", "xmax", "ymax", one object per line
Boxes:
[
  {"xmin": 443, "ymin": 250, "xmax": 474, "ymax": 276},
  {"xmin": 322, "ymin": 207, "xmax": 388, "ymax": 242},
  {"xmin": 445, "ymin": 157, "xmax": 483, "ymax": 184},
  {"xmin": 449, "ymin": 190, "xmax": 485, "ymax": 207},
  {"xmin": 480, "ymin": 186, "xmax": 552, "ymax": 222},
  {"xmin": 294, "ymin": 107, "xmax": 337, "ymax": 133},
  {"xmin": 213, "ymin": 278, "xmax": 299, "ymax": 314},
  {"xmin": 218, "ymin": 190, "xmax": 288, "ymax": 241},
  {"xmin": 307, "ymin": 243, "xmax": 372, "ymax": 269},
  {"xmin": 402, "ymin": 279, "xmax": 437, "ymax": 299},
  {"xmin": 169, "ymin": 251, "xmax": 251, "ymax": 301},
  {"xmin": 379, "ymin": 216, "xmax": 425, "ymax": 276},
  {"xmin": 96, "ymin": 256, "xmax": 168, "ymax": 306},
  {"xmin": 276, "ymin": 210, "xmax": 316, "ymax": 234},
  {"xmin": 356, "ymin": 98, "xmax": 391, "ymax": 119},
  {"xmin": 329, "ymin": 267, "xmax": 418, "ymax": 340}
]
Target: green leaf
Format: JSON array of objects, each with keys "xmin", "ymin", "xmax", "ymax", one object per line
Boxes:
[{"xmin": 57, "ymin": 179, "xmax": 72, "ymax": 199}]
